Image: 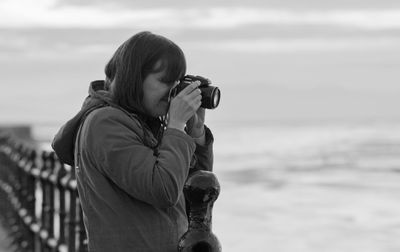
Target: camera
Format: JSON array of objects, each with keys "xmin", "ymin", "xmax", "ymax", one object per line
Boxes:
[{"xmin": 171, "ymin": 75, "xmax": 221, "ymax": 109}]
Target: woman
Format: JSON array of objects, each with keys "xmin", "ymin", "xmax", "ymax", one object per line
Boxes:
[{"xmin": 52, "ymin": 31, "xmax": 214, "ymax": 251}]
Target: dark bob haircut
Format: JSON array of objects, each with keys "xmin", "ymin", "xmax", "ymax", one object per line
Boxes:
[{"xmin": 104, "ymin": 31, "xmax": 186, "ymax": 115}]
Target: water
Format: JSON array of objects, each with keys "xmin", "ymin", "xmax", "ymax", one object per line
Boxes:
[
  {"xmin": 209, "ymin": 121, "xmax": 400, "ymax": 252},
  {"xmin": 32, "ymin": 121, "xmax": 400, "ymax": 251}
]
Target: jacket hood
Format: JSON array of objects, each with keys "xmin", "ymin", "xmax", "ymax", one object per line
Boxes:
[
  {"xmin": 83, "ymin": 80, "xmax": 113, "ymax": 108},
  {"xmin": 52, "ymin": 80, "xmax": 112, "ymax": 165},
  {"xmin": 52, "ymin": 80, "xmax": 165, "ymax": 165}
]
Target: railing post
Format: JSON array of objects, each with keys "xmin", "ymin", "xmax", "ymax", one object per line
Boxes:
[
  {"xmin": 19, "ymin": 145, "xmax": 36, "ymax": 251},
  {"xmin": 57, "ymin": 160, "xmax": 68, "ymax": 251},
  {"xmin": 25, "ymin": 145, "xmax": 36, "ymax": 251},
  {"xmin": 40, "ymin": 151, "xmax": 51, "ymax": 252},
  {"xmin": 0, "ymin": 133, "xmax": 87, "ymax": 252},
  {"xmin": 9, "ymin": 142, "xmax": 25, "ymax": 250},
  {"xmin": 47, "ymin": 152, "xmax": 58, "ymax": 251},
  {"xmin": 0, "ymin": 135, "xmax": 17, "ymax": 251},
  {"xmin": 28, "ymin": 149, "xmax": 41, "ymax": 252}
]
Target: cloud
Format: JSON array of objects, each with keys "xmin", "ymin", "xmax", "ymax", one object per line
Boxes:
[
  {"xmin": 50, "ymin": 0, "xmax": 400, "ymax": 10},
  {"xmin": 2, "ymin": 34, "xmax": 398, "ymax": 62},
  {"xmin": 187, "ymin": 37, "xmax": 400, "ymax": 53},
  {"xmin": 2, "ymin": 0, "xmax": 400, "ymax": 30}
]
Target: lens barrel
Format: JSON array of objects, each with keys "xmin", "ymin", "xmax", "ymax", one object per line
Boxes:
[{"xmin": 199, "ymin": 85, "xmax": 220, "ymax": 109}]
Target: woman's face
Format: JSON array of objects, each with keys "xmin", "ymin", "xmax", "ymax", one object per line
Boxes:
[{"xmin": 142, "ymin": 63, "xmax": 179, "ymax": 117}]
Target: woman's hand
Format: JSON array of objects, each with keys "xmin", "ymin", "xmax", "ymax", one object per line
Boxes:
[
  {"xmin": 186, "ymin": 108, "xmax": 206, "ymax": 145},
  {"xmin": 167, "ymin": 81, "xmax": 202, "ymax": 132}
]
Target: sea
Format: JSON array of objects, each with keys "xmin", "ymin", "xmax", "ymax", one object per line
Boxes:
[
  {"xmin": 30, "ymin": 119, "xmax": 400, "ymax": 252},
  {"xmin": 210, "ymin": 121, "xmax": 400, "ymax": 252}
]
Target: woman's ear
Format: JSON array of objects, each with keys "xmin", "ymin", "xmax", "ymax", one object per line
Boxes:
[
  {"xmin": 104, "ymin": 77, "xmax": 111, "ymax": 90},
  {"xmin": 104, "ymin": 77, "xmax": 116, "ymax": 94},
  {"xmin": 109, "ymin": 79, "xmax": 116, "ymax": 94}
]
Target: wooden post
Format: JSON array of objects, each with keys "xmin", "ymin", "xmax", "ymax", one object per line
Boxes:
[{"xmin": 178, "ymin": 170, "xmax": 222, "ymax": 252}]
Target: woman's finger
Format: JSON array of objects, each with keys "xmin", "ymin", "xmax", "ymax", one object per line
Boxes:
[{"xmin": 176, "ymin": 81, "xmax": 200, "ymax": 96}]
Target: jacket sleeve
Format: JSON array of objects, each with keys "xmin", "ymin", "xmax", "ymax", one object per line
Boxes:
[
  {"xmin": 190, "ymin": 125, "xmax": 214, "ymax": 173},
  {"xmin": 83, "ymin": 108, "xmax": 196, "ymax": 208}
]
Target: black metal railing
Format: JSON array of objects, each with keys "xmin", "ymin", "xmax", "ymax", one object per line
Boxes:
[{"xmin": 0, "ymin": 133, "xmax": 87, "ymax": 252}]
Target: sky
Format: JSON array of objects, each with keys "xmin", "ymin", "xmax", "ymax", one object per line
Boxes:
[{"xmin": 1, "ymin": 0, "xmax": 400, "ymax": 126}]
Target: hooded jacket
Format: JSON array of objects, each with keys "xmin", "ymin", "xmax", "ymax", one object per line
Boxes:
[{"xmin": 52, "ymin": 80, "xmax": 214, "ymax": 252}]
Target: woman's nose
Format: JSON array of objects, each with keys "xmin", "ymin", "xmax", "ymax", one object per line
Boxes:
[{"xmin": 167, "ymin": 81, "xmax": 180, "ymax": 101}]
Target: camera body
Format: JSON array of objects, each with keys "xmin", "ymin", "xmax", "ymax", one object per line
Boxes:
[{"xmin": 172, "ymin": 75, "xmax": 221, "ymax": 109}]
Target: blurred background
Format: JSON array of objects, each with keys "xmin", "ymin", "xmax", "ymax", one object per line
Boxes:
[{"xmin": 1, "ymin": 0, "xmax": 400, "ymax": 251}]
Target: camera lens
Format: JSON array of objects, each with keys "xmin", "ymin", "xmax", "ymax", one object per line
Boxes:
[
  {"xmin": 200, "ymin": 86, "xmax": 220, "ymax": 109},
  {"xmin": 212, "ymin": 88, "xmax": 221, "ymax": 108}
]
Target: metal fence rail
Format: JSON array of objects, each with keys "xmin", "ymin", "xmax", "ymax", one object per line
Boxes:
[{"xmin": 0, "ymin": 134, "xmax": 87, "ymax": 252}]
